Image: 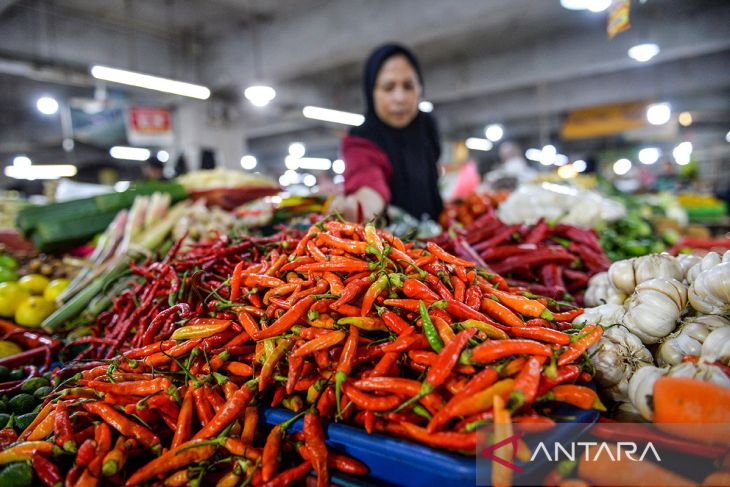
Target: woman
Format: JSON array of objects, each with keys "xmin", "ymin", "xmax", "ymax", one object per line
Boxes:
[{"xmin": 334, "ymin": 43, "xmax": 443, "ymax": 221}]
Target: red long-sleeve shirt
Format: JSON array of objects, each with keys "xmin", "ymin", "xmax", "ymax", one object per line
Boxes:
[{"xmin": 341, "ymin": 135, "xmax": 392, "ymax": 203}]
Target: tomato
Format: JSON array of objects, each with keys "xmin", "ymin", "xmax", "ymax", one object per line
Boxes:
[
  {"xmin": 43, "ymin": 278, "xmax": 70, "ymax": 302},
  {"xmin": 15, "ymin": 296, "xmax": 55, "ymax": 328},
  {"xmin": 18, "ymin": 274, "xmax": 50, "ymax": 295},
  {"xmin": 0, "ymin": 282, "xmax": 30, "ymax": 318}
]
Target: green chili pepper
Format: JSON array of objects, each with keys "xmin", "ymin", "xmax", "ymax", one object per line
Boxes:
[{"xmin": 420, "ymin": 300, "xmax": 443, "ymax": 353}]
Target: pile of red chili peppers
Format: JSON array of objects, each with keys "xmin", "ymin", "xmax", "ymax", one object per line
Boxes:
[
  {"xmin": 433, "ymin": 209, "xmax": 611, "ymax": 304},
  {"xmin": 6, "ymin": 219, "xmax": 607, "ymax": 486}
]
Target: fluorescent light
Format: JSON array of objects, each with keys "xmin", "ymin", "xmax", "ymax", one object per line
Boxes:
[
  {"xmin": 157, "ymin": 150, "xmax": 170, "ymax": 163},
  {"xmin": 678, "ymin": 112, "xmax": 692, "ymax": 127},
  {"xmin": 561, "ymin": 0, "xmax": 609, "ymax": 11},
  {"xmin": 465, "ymin": 137, "xmax": 493, "ymax": 151},
  {"xmin": 673, "ymin": 141, "xmax": 692, "ymax": 165},
  {"xmin": 628, "ymin": 43, "xmax": 660, "ymax": 63},
  {"xmin": 36, "ymin": 96, "xmax": 59, "ymax": 115},
  {"xmin": 302, "ymin": 106, "xmax": 364, "ymax": 126},
  {"xmin": 288, "ymin": 143, "xmax": 306, "ymax": 158},
  {"xmin": 485, "ymin": 124, "xmax": 504, "ymax": 142},
  {"xmin": 418, "ymin": 101, "xmax": 433, "ymax": 113},
  {"xmin": 5, "ymin": 164, "xmax": 77, "ymax": 180},
  {"xmin": 613, "ymin": 158, "xmax": 632, "ymax": 175},
  {"xmin": 557, "ymin": 164, "xmax": 578, "ymax": 179},
  {"xmin": 333, "ymin": 175, "xmax": 345, "ymax": 184},
  {"xmin": 110, "ymin": 146, "xmax": 151, "ymax": 161},
  {"xmin": 638, "ymin": 148, "xmax": 660, "ymax": 165},
  {"xmin": 540, "ymin": 144, "xmax": 557, "ymax": 166},
  {"xmin": 91, "ymin": 65, "xmax": 210, "ymax": 99},
  {"xmin": 303, "ymin": 174, "xmax": 317, "ymax": 187},
  {"xmin": 332, "ymin": 159, "xmax": 346, "ymax": 174},
  {"xmin": 573, "ymin": 160, "xmax": 587, "ymax": 172},
  {"xmin": 13, "ymin": 156, "xmax": 31, "ymax": 168},
  {"xmin": 647, "ymin": 103, "xmax": 671, "ymax": 125},
  {"xmin": 525, "ymin": 148, "xmax": 542, "ymax": 161},
  {"xmin": 244, "ymin": 85, "xmax": 276, "ymax": 107},
  {"xmin": 297, "ymin": 157, "xmax": 331, "ymax": 171},
  {"xmin": 726, "ymin": 131, "xmax": 730, "ymax": 143},
  {"xmin": 114, "ymin": 181, "xmax": 131, "ymax": 192},
  {"xmin": 63, "ymin": 138, "xmax": 75, "ymax": 152},
  {"xmin": 240, "ymin": 155, "xmax": 257, "ymax": 170}
]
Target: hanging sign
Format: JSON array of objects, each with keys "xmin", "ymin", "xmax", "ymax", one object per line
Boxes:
[
  {"xmin": 608, "ymin": 0, "xmax": 631, "ymax": 39},
  {"xmin": 126, "ymin": 106, "xmax": 174, "ymax": 146},
  {"xmin": 561, "ymin": 101, "xmax": 647, "ymax": 139}
]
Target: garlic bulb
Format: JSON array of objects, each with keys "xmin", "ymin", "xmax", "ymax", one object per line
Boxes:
[
  {"xmin": 608, "ymin": 254, "xmax": 682, "ymax": 296},
  {"xmin": 613, "ymin": 401, "xmax": 645, "ymax": 423},
  {"xmin": 689, "ymin": 262, "xmax": 730, "ymax": 315},
  {"xmin": 589, "ymin": 325, "xmax": 654, "ymax": 402},
  {"xmin": 701, "ymin": 326, "xmax": 730, "ymax": 363},
  {"xmin": 573, "ymin": 304, "xmax": 626, "ymax": 327},
  {"xmin": 686, "ymin": 252, "xmax": 722, "ymax": 285},
  {"xmin": 667, "ymin": 361, "xmax": 730, "ymax": 388},
  {"xmin": 656, "ymin": 315, "xmax": 730, "ymax": 366},
  {"xmin": 676, "ymin": 254, "xmax": 701, "ymax": 280},
  {"xmin": 584, "ymin": 272, "xmax": 627, "ymax": 307},
  {"xmin": 622, "ymin": 278, "xmax": 688, "ymax": 344},
  {"xmin": 628, "ymin": 365, "xmax": 668, "ymax": 421}
]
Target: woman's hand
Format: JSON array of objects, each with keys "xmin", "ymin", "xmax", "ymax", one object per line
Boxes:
[{"xmin": 329, "ymin": 186, "xmax": 385, "ymax": 221}]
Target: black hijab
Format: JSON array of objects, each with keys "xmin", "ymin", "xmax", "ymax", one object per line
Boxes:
[{"xmin": 349, "ymin": 43, "xmax": 443, "ymax": 220}]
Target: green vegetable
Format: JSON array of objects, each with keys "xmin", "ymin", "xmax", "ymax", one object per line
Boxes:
[
  {"xmin": 14, "ymin": 412, "xmax": 36, "ymax": 432},
  {"xmin": 19, "ymin": 377, "xmax": 50, "ymax": 393},
  {"xmin": 33, "ymin": 387, "xmax": 53, "ymax": 401},
  {"xmin": 0, "ymin": 365, "xmax": 10, "ymax": 381},
  {"xmin": 0, "ymin": 401, "xmax": 7, "ymax": 415},
  {"xmin": 0, "ymin": 462, "xmax": 33, "ymax": 487},
  {"xmin": 8, "ymin": 394, "xmax": 36, "ymax": 415},
  {"xmin": 8, "ymin": 369, "xmax": 24, "ymax": 381},
  {"xmin": 0, "ymin": 268, "xmax": 18, "ymax": 283},
  {"xmin": 0, "ymin": 255, "xmax": 18, "ymax": 270},
  {"xmin": 0, "ymin": 413, "xmax": 9, "ymax": 426}
]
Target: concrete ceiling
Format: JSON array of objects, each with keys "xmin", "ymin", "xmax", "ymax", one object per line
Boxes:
[{"xmin": 0, "ymin": 0, "xmax": 729, "ymax": 176}]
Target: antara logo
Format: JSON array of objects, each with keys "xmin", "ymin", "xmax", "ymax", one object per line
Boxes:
[{"xmin": 530, "ymin": 441, "xmax": 662, "ymax": 463}]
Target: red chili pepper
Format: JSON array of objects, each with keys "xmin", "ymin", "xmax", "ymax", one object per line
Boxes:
[
  {"xmin": 262, "ymin": 424, "xmax": 283, "ymax": 482},
  {"xmin": 507, "ymin": 356, "xmax": 546, "ymax": 410},
  {"xmin": 54, "ymin": 401, "xmax": 76, "ymax": 453},
  {"xmin": 370, "ymin": 351, "xmax": 399, "ymax": 377},
  {"xmin": 551, "ymin": 308, "xmax": 584, "ymax": 322},
  {"xmin": 303, "ymin": 412, "xmax": 329, "ymax": 487},
  {"xmin": 297, "ymin": 260, "xmax": 371, "ymax": 273},
  {"xmin": 361, "ymin": 274, "xmax": 389, "ymax": 316},
  {"xmin": 480, "ymin": 286, "xmax": 553, "ymax": 320},
  {"xmin": 402, "ymin": 278, "xmax": 441, "ymax": 302},
  {"xmin": 557, "ymin": 325, "xmax": 602, "ymax": 366},
  {"xmin": 317, "ymin": 233, "xmax": 369, "ymax": 254},
  {"xmin": 259, "ymin": 338, "xmax": 294, "ymax": 391},
  {"xmin": 342, "ymin": 382, "xmax": 403, "ymax": 411},
  {"xmin": 470, "ymin": 339, "xmax": 552, "ymax": 364},
  {"xmin": 540, "ymin": 384, "xmax": 605, "ymax": 411},
  {"xmin": 291, "ymin": 331, "xmax": 346, "ymax": 359},
  {"xmin": 229, "ymin": 261, "xmax": 245, "ymax": 302},
  {"xmin": 464, "ymin": 285, "xmax": 482, "ymax": 310},
  {"xmin": 124, "ymin": 439, "xmax": 217, "ymax": 486},
  {"xmin": 262, "ymin": 461, "xmax": 312, "ymax": 487},
  {"xmin": 536, "ymin": 364, "xmax": 581, "ymax": 397},
  {"xmin": 381, "ymin": 333, "xmax": 429, "ymax": 354},
  {"xmin": 400, "ymin": 421, "xmax": 476, "ymax": 451},
  {"xmin": 353, "ymin": 376, "xmax": 445, "ymax": 415},
  {"xmin": 378, "ymin": 309, "xmax": 413, "ymax": 335},
  {"xmin": 194, "ymin": 387, "xmax": 253, "ymax": 440},
  {"xmin": 32, "ymin": 454, "xmax": 63, "ymax": 487},
  {"xmin": 426, "ymin": 241, "xmax": 474, "ymax": 267},
  {"xmin": 481, "ymin": 297, "xmax": 524, "ymax": 327},
  {"xmin": 255, "ymin": 295, "xmax": 316, "ymax": 340},
  {"xmin": 330, "ymin": 277, "xmax": 370, "ymax": 310},
  {"xmin": 506, "ymin": 326, "xmax": 571, "ymax": 345}
]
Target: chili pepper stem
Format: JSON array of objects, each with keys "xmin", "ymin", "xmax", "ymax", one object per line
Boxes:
[{"xmin": 391, "ymin": 381, "xmax": 435, "ymax": 414}]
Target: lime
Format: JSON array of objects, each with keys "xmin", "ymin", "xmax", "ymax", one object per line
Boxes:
[
  {"xmin": 0, "ymin": 366, "xmax": 9, "ymax": 381},
  {"xmin": 18, "ymin": 274, "xmax": 50, "ymax": 295},
  {"xmin": 43, "ymin": 278, "xmax": 70, "ymax": 302},
  {"xmin": 0, "ymin": 341, "xmax": 22, "ymax": 359},
  {"xmin": 0, "ymin": 255, "xmax": 18, "ymax": 270},
  {"xmin": 0, "ymin": 413, "xmax": 9, "ymax": 426},
  {"xmin": 33, "ymin": 386, "xmax": 53, "ymax": 401},
  {"xmin": 0, "ymin": 462, "xmax": 33, "ymax": 487},
  {"xmin": 0, "ymin": 267, "xmax": 18, "ymax": 284},
  {"xmin": 8, "ymin": 393, "xmax": 36, "ymax": 415},
  {"xmin": 14, "ymin": 296, "xmax": 55, "ymax": 328},
  {"xmin": 13, "ymin": 412, "xmax": 36, "ymax": 432},
  {"xmin": 20, "ymin": 377, "xmax": 50, "ymax": 393},
  {"xmin": 0, "ymin": 282, "xmax": 30, "ymax": 318},
  {"xmin": 8, "ymin": 369, "xmax": 24, "ymax": 381}
]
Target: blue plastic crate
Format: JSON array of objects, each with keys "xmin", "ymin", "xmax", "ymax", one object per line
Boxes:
[{"xmin": 262, "ymin": 406, "xmax": 598, "ymax": 486}]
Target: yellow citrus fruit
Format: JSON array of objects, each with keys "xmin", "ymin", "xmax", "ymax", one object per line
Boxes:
[
  {"xmin": 0, "ymin": 282, "xmax": 30, "ymax": 318},
  {"xmin": 15, "ymin": 296, "xmax": 55, "ymax": 328},
  {"xmin": 18, "ymin": 274, "xmax": 50, "ymax": 295},
  {"xmin": 0, "ymin": 340, "xmax": 22, "ymax": 358},
  {"xmin": 43, "ymin": 278, "xmax": 71, "ymax": 302}
]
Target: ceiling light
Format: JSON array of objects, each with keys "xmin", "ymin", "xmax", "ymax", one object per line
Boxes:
[
  {"xmin": 525, "ymin": 148, "xmax": 542, "ymax": 161},
  {"xmin": 63, "ymin": 138, "xmax": 75, "ymax": 152},
  {"xmin": 418, "ymin": 101, "xmax": 433, "ymax": 113},
  {"xmin": 303, "ymin": 174, "xmax": 317, "ymax": 187},
  {"xmin": 285, "ymin": 156, "xmax": 299, "ymax": 170},
  {"xmin": 5, "ymin": 164, "xmax": 77, "ymax": 180},
  {"xmin": 13, "ymin": 155, "xmax": 31, "ymax": 168},
  {"xmin": 91, "ymin": 65, "xmax": 210, "ymax": 99},
  {"xmin": 333, "ymin": 174, "xmax": 345, "ymax": 184},
  {"xmin": 638, "ymin": 147, "xmax": 660, "ymax": 165},
  {"xmin": 628, "ymin": 43, "xmax": 660, "ymax": 62},
  {"xmin": 573, "ymin": 160, "xmax": 587, "ymax": 172},
  {"xmin": 613, "ymin": 158, "xmax": 632, "ymax": 175},
  {"xmin": 540, "ymin": 144, "xmax": 557, "ymax": 166},
  {"xmin": 555, "ymin": 154, "xmax": 569, "ymax": 166},
  {"xmin": 297, "ymin": 158, "xmax": 331, "ymax": 171},
  {"xmin": 484, "ymin": 124, "xmax": 504, "ymax": 142},
  {"xmin": 288, "ymin": 143, "xmax": 306, "ymax": 158},
  {"xmin": 557, "ymin": 164, "xmax": 578, "ymax": 179},
  {"xmin": 560, "ymin": 0, "xmax": 610, "ymax": 11},
  {"xmin": 244, "ymin": 85, "xmax": 276, "ymax": 107},
  {"xmin": 240, "ymin": 155, "xmax": 257, "ymax": 170},
  {"xmin": 726, "ymin": 131, "xmax": 730, "ymax": 143},
  {"xmin": 157, "ymin": 150, "xmax": 170, "ymax": 163},
  {"xmin": 36, "ymin": 96, "xmax": 59, "ymax": 115},
  {"xmin": 302, "ymin": 106, "xmax": 364, "ymax": 126},
  {"xmin": 278, "ymin": 175, "xmax": 289, "ymax": 187},
  {"xmin": 678, "ymin": 112, "xmax": 692, "ymax": 127},
  {"xmin": 109, "ymin": 146, "xmax": 151, "ymax": 161},
  {"xmin": 465, "ymin": 137, "xmax": 493, "ymax": 151},
  {"xmin": 673, "ymin": 141, "xmax": 692, "ymax": 165},
  {"xmin": 332, "ymin": 159, "xmax": 346, "ymax": 174},
  {"xmin": 647, "ymin": 103, "xmax": 671, "ymax": 125}
]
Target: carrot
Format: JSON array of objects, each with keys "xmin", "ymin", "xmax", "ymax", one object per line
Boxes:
[
  {"xmin": 577, "ymin": 443, "xmax": 696, "ymax": 487},
  {"xmin": 654, "ymin": 377, "xmax": 730, "ymax": 447}
]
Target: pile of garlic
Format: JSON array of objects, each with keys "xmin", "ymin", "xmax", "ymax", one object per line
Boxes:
[{"xmin": 575, "ymin": 251, "xmax": 730, "ymax": 419}]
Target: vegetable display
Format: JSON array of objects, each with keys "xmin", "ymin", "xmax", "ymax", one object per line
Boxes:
[{"xmin": 1, "ymin": 220, "xmax": 606, "ymax": 485}]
